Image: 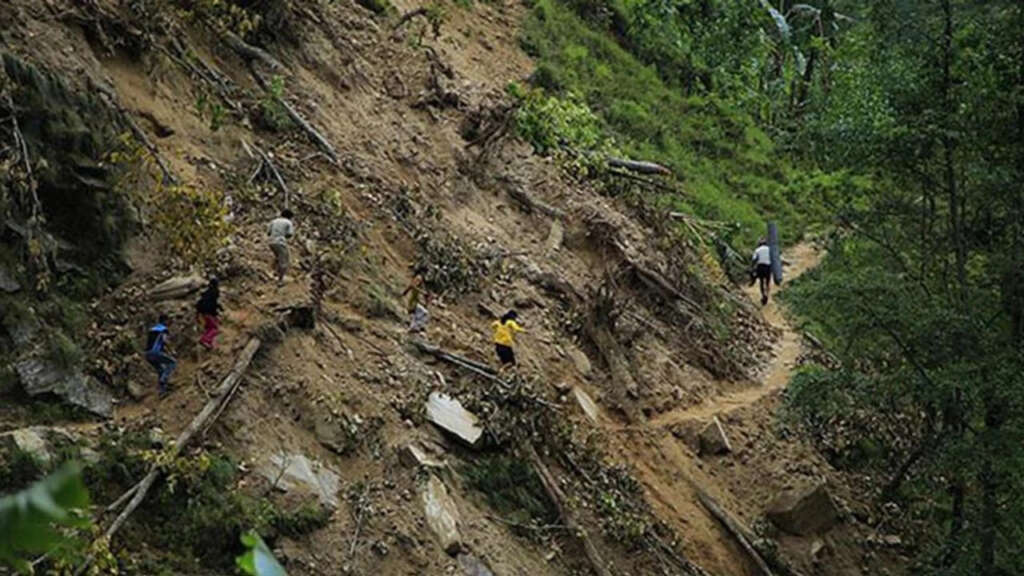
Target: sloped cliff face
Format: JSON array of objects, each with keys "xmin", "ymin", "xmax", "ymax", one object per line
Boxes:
[{"xmin": 0, "ymin": 2, "xmax": 903, "ymax": 576}]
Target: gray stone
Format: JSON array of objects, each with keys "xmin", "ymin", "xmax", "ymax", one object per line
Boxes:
[
  {"xmin": 0, "ymin": 266, "xmax": 21, "ymax": 293},
  {"xmin": 15, "ymin": 354, "xmax": 113, "ymax": 417},
  {"xmin": 259, "ymin": 452, "xmax": 341, "ymax": 509},
  {"xmin": 149, "ymin": 275, "xmax": 203, "ymax": 300},
  {"xmin": 0, "ymin": 426, "xmax": 77, "ymax": 468},
  {"xmin": 425, "ymin": 392, "xmax": 483, "ymax": 447},
  {"xmin": 421, "ymin": 474, "xmax": 462, "ymax": 555},
  {"xmin": 545, "ymin": 220, "xmax": 564, "ymax": 253},
  {"xmin": 397, "ymin": 442, "xmax": 444, "ymax": 469},
  {"xmin": 567, "ymin": 347, "xmax": 591, "ymax": 376},
  {"xmin": 458, "ymin": 553, "xmax": 495, "ymax": 576},
  {"xmin": 573, "ymin": 386, "xmax": 599, "ymax": 423},
  {"xmin": 699, "ymin": 416, "xmax": 732, "ymax": 456},
  {"xmin": 766, "ymin": 484, "xmax": 840, "ymax": 535}
]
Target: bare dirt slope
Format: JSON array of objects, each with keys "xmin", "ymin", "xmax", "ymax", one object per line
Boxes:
[{"xmin": 0, "ymin": 2, "xmax": 900, "ymax": 575}]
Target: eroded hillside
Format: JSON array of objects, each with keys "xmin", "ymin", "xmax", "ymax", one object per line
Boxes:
[{"xmin": 1, "ymin": 1, "xmax": 906, "ymax": 575}]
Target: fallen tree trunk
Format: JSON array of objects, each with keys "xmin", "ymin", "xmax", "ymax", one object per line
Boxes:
[
  {"xmin": 507, "ymin": 185, "xmax": 566, "ymax": 219},
  {"xmin": 525, "ymin": 444, "xmax": 614, "ymax": 576},
  {"xmin": 413, "ymin": 340, "xmax": 499, "ymax": 381},
  {"xmin": 695, "ymin": 487, "xmax": 775, "ymax": 576},
  {"xmin": 607, "ymin": 157, "xmax": 672, "ymax": 176},
  {"xmin": 251, "ymin": 67, "xmax": 340, "ymax": 165},
  {"xmin": 222, "ymin": 29, "xmax": 283, "ymax": 71},
  {"xmin": 76, "ymin": 337, "xmax": 262, "ymax": 574},
  {"xmin": 250, "ymin": 141, "xmax": 291, "ymax": 208}
]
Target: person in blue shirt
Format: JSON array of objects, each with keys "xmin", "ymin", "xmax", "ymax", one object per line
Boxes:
[{"xmin": 145, "ymin": 314, "xmax": 177, "ymax": 397}]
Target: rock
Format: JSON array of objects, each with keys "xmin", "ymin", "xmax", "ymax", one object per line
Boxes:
[
  {"xmin": 457, "ymin": 553, "xmax": 495, "ymax": 576},
  {"xmin": 15, "ymin": 355, "xmax": 112, "ymax": 417},
  {"xmin": 567, "ymin": 347, "xmax": 591, "ymax": 376},
  {"xmin": 397, "ymin": 442, "xmax": 444, "ymax": 469},
  {"xmin": 421, "ymin": 474, "xmax": 462, "ymax": 555},
  {"xmin": 699, "ymin": 416, "xmax": 732, "ymax": 456},
  {"xmin": 425, "ymin": 392, "xmax": 483, "ymax": 448},
  {"xmin": 810, "ymin": 538, "xmax": 828, "ymax": 561},
  {"xmin": 553, "ymin": 381, "xmax": 572, "ymax": 394},
  {"xmin": 669, "ymin": 420, "xmax": 702, "ymax": 453},
  {"xmin": 545, "ymin": 220, "xmax": 564, "ymax": 253},
  {"xmin": 0, "ymin": 266, "xmax": 21, "ymax": 293},
  {"xmin": 259, "ymin": 453, "xmax": 341, "ymax": 509},
  {"xmin": 1, "ymin": 427, "xmax": 53, "ymax": 467},
  {"xmin": 0, "ymin": 426, "xmax": 76, "ymax": 468},
  {"xmin": 314, "ymin": 418, "xmax": 351, "ymax": 455},
  {"xmin": 572, "ymin": 386, "xmax": 599, "ymax": 423},
  {"xmin": 149, "ymin": 427, "xmax": 166, "ymax": 448},
  {"xmin": 766, "ymin": 484, "xmax": 841, "ymax": 535},
  {"xmin": 149, "ymin": 275, "xmax": 204, "ymax": 300}
]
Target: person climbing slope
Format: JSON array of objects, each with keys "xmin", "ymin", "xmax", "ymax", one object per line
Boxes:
[
  {"xmin": 751, "ymin": 237, "xmax": 772, "ymax": 305},
  {"xmin": 492, "ymin": 310, "xmax": 525, "ymax": 371},
  {"xmin": 402, "ymin": 270, "xmax": 430, "ymax": 333},
  {"xmin": 195, "ymin": 277, "xmax": 222, "ymax": 350},
  {"xmin": 145, "ymin": 314, "xmax": 176, "ymax": 397},
  {"xmin": 268, "ymin": 209, "xmax": 295, "ymax": 286}
]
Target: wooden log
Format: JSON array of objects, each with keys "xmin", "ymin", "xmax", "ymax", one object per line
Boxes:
[
  {"xmin": 695, "ymin": 487, "xmax": 775, "ymax": 576},
  {"xmin": 525, "ymin": 444, "xmax": 614, "ymax": 576},
  {"xmin": 250, "ymin": 67, "xmax": 340, "ymax": 165},
  {"xmin": 249, "ymin": 141, "xmax": 290, "ymax": 208},
  {"xmin": 413, "ymin": 339, "xmax": 498, "ymax": 381},
  {"xmin": 507, "ymin": 185, "xmax": 566, "ymax": 219},
  {"xmin": 221, "ymin": 29, "xmax": 283, "ymax": 71},
  {"xmin": 76, "ymin": 338, "xmax": 262, "ymax": 575},
  {"xmin": 607, "ymin": 157, "xmax": 672, "ymax": 176}
]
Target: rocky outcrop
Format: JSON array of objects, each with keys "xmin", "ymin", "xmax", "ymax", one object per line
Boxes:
[
  {"xmin": 0, "ymin": 426, "xmax": 78, "ymax": 468},
  {"xmin": 699, "ymin": 416, "xmax": 732, "ymax": 456},
  {"xmin": 766, "ymin": 484, "xmax": 840, "ymax": 535},
  {"xmin": 15, "ymin": 354, "xmax": 113, "ymax": 418},
  {"xmin": 421, "ymin": 474, "xmax": 463, "ymax": 555},
  {"xmin": 259, "ymin": 452, "xmax": 341, "ymax": 509}
]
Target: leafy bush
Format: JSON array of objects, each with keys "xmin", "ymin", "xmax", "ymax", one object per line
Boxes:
[
  {"xmin": 46, "ymin": 331, "xmax": 84, "ymax": 370},
  {"xmin": 152, "ymin": 184, "xmax": 233, "ymax": 267},
  {"xmin": 463, "ymin": 453, "xmax": 557, "ymax": 528},
  {"xmin": 510, "ymin": 84, "xmax": 616, "ymax": 161},
  {"xmin": 258, "ymin": 76, "xmax": 294, "ymax": 132}
]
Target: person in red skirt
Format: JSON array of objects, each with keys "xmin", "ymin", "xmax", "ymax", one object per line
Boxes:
[{"xmin": 195, "ymin": 277, "xmax": 222, "ymax": 349}]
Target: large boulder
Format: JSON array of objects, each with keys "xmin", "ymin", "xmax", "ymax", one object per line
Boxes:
[
  {"xmin": 149, "ymin": 275, "xmax": 204, "ymax": 301},
  {"xmin": 421, "ymin": 474, "xmax": 463, "ymax": 555},
  {"xmin": 425, "ymin": 392, "xmax": 483, "ymax": 447},
  {"xmin": 259, "ymin": 452, "xmax": 341, "ymax": 509},
  {"xmin": 699, "ymin": 416, "xmax": 732, "ymax": 456},
  {"xmin": 766, "ymin": 484, "xmax": 841, "ymax": 535},
  {"xmin": 0, "ymin": 426, "xmax": 78, "ymax": 470},
  {"xmin": 15, "ymin": 354, "xmax": 112, "ymax": 418}
]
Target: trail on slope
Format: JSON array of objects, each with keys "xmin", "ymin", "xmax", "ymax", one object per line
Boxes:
[
  {"xmin": 601, "ymin": 241, "xmax": 822, "ymax": 576},
  {"xmin": 648, "ymin": 241, "xmax": 821, "ymax": 429}
]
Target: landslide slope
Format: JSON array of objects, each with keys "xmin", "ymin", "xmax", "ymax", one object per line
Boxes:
[{"xmin": 0, "ymin": 1, "xmax": 903, "ymax": 575}]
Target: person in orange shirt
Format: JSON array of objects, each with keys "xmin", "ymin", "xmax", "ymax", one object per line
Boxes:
[{"xmin": 492, "ymin": 310, "xmax": 525, "ymax": 370}]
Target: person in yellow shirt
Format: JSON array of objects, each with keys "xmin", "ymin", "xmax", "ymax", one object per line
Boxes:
[{"xmin": 492, "ymin": 310, "xmax": 525, "ymax": 369}]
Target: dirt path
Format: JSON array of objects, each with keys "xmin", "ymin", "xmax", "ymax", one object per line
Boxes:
[
  {"xmin": 648, "ymin": 241, "xmax": 821, "ymax": 429},
  {"xmin": 601, "ymin": 241, "xmax": 822, "ymax": 575}
]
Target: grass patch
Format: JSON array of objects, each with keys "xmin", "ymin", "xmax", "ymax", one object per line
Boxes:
[{"xmin": 520, "ymin": 0, "xmax": 820, "ymax": 248}]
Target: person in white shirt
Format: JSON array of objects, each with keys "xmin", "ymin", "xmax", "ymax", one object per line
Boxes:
[
  {"xmin": 751, "ymin": 237, "xmax": 772, "ymax": 305},
  {"xmin": 268, "ymin": 209, "xmax": 295, "ymax": 286}
]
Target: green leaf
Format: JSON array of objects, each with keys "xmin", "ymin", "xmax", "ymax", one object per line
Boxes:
[
  {"xmin": 0, "ymin": 463, "xmax": 90, "ymax": 571},
  {"xmin": 236, "ymin": 531, "xmax": 287, "ymax": 576}
]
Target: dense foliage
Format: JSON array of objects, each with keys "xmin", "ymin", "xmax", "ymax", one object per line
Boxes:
[{"xmin": 781, "ymin": 1, "xmax": 1024, "ymax": 574}]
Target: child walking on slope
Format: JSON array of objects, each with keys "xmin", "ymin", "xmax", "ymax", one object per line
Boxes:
[
  {"xmin": 145, "ymin": 315, "xmax": 176, "ymax": 397},
  {"xmin": 492, "ymin": 310, "xmax": 525, "ymax": 371},
  {"xmin": 195, "ymin": 277, "xmax": 222, "ymax": 349}
]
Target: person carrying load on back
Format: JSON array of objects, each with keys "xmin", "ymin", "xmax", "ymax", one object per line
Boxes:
[
  {"xmin": 402, "ymin": 270, "xmax": 430, "ymax": 334},
  {"xmin": 195, "ymin": 277, "xmax": 222, "ymax": 350},
  {"xmin": 492, "ymin": 310, "xmax": 525, "ymax": 372},
  {"xmin": 268, "ymin": 209, "xmax": 295, "ymax": 287},
  {"xmin": 145, "ymin": 314, "xmax": 176, "ymax": 397},
  {"xmin": 751, "ymin": 237, "xmax": 772, "ymax": 305}
]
